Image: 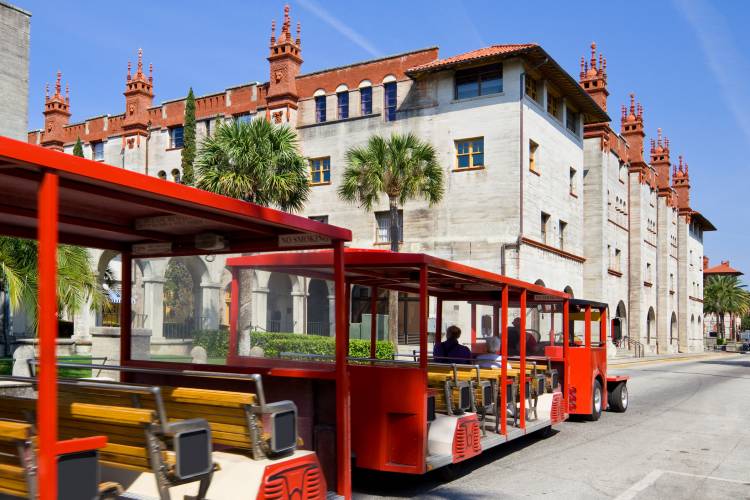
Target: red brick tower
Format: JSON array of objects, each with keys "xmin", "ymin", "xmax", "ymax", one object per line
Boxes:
[
  {"xmin": 650, "ymin": 128, "xmax": 673, "ymax": 200},
  {"xmin": 672, "ymin": 156, "xmax": 691, "ymax": 213},
  {"xmin": 579, "ymin": 42, "xmax": 608, "ymax": 112},
  {"xmin": 41, "ymin": 71, "xmax": 70, "ymax": 151},
  {"xmin": 123, "ymin": 48, "xmax": 154, "ymax": 137},
  {"xmin": 266, "ymin": 5, "xmax": 302, "ymax": 124},
  {"xmin": 621, "ymin": 94, "xmax": 654, "ymax": 186}
]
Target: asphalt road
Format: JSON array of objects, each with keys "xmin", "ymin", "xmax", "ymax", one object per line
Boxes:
[{"xmin": 353, "ymin": 354, "xmax": 750, "ymax": 499}]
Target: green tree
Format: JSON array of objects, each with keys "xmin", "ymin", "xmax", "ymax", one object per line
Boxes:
[
  {"xmin": 181, "ymin": 88, "xmax": 197, "ymax": 185},
  {"xmin": 195, "ymin": 118, "xmax": 309, "ymax": 211},
  {"xmin": 339, "ymin": 132, "xmax": 444, "ymax": 252},
  {"xmin": 704, "ymin": 275, "xmax": 750, "ymax": 341},
  {"xmin": 0, "ymin": 237, "xmax": 105, "ymax": 339},
  {"xmin": 338, "ymin": 132, "xmax": 444, "ymax": 345},
  {"xmin": 72, "ymin": 137, "xmax": 84, "ymax": 158}
]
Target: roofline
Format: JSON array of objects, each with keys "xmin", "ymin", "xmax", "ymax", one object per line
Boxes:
[
  {"xmin": 691, "ymin": 210, "xmax": 716, "ymax": 231},
  {"xmin": 0, "ymin": 1, "xmax": 31, "ymax": 16},
  {"xmin": 297, "ymin": 47, "xmax": 439, "ymax": 80}
]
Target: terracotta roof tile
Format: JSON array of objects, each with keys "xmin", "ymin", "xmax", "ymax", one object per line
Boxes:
[
  {"xmin": 407, "ymin": 44, "xmax": 537, "ymax": 73},
  {"xmin": 704, "ymin": 261, "xmax": 743, "ymax": 276}
]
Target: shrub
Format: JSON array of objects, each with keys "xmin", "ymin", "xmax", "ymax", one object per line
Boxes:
[
  {"xmin": 191, "ymin": 329, "xmax": 395, "ymax": 360},
  {"xmin": 0, "ymin": 358, "xmax": 11, "ymax": 375}
]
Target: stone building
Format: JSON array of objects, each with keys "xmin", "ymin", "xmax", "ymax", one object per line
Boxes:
[
  {"xmin": 26, "ymin": 6, "xmax": 716, "ymax": 354},
  {"xmin": 0, "ymin": 1, "xmax": 30, "ymax": 141}
]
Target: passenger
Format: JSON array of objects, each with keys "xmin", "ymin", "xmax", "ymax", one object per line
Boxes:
[
  {"xmin": 507, "ymin": 318, "xmax": 521, "ymax": 355},
  {"xmin": 433, "ymin": 325, "xmax": 472, "ymax": 364},
  {"xmin": 474, "ymin": 336, "xmax": 512, "ymax": 370}
]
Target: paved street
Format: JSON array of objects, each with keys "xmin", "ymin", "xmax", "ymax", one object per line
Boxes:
[{"xmin": 354, "ymin": 354, "xmax": 750, "ymax": 499}]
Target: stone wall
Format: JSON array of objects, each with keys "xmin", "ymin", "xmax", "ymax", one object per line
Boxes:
[{"xmin": 0, "ymin": 2, "xmax": 30, "ymax": 140}]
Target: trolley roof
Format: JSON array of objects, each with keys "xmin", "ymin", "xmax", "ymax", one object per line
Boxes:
[{"xmin": 0, "ymin": 136, "xmax": 351, "ymax": 256}]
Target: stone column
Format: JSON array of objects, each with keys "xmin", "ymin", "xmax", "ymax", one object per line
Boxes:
[
  {"xmin": 200, "ymin": 282, "xmax": 222, "ymax": 330},
  {"xmin": 328, "ymin": 292, "xmax": 336, "ymax": 337},
  {"xmin": 142, "ymin": 277, "xmax": 165, "ymax": 339},
  {"xmin": 292, "ymin": 290, "xmax": 306, "ymax": 334}
]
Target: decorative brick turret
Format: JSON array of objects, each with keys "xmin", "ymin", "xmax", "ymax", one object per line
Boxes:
[
  {"xmin": 41, "ymin": 71, "xmax": 71, "ymax": 151},
  {"xmin": 621, "ymin": 93, "xmax": 654, "ymax": 185},
  {"xmin": 265, "ymin": 5, "xmax": 302, "ymax": 123},
  {"xmin": 123, "ymin": 48, "xmax": 154, "ymax": 134},
  {"xmin": 650, "ymin": 128, "xmax": 672, "ymax": 196},
  {"xmin": 579, "ymin": 42, "xmax": 608, "ymax": 112},
  {"xmin": 672, "ymin": 155, "xmax": 690, "ymax": 213}
]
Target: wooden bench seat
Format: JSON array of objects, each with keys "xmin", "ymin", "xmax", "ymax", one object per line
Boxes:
[{"xmin": 0, "ymin": 420, "xmax": 33, "ymax": 498}]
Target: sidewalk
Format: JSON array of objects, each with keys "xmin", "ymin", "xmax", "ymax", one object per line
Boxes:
[{"xmin": 609, "ymin": 350, "xmax": 742, "ymax": 367}]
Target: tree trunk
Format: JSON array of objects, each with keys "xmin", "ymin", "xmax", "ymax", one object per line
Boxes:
[
  {"xmin": 388, "ymin": 196, "xmax": 400, "ymax": 253},
  {"xmin": 387, "ymin": 196, "xmax": 400, "ymax": 348}
]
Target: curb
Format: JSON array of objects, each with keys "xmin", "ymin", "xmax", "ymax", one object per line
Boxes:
[{"xmin": 609, "ymin": 352, "xmax": 741, "ymax": 368}]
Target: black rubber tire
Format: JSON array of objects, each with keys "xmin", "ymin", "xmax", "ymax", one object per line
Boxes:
[
  {"xmin": 608, "ymin": 382, "xmax": 628, "ymax": 412},
  {"xmin": 437, "ymin": 463, "xmax": 462, "ymax": 482},
  {"xmin": 588, "ymin": 379, "xmax": 602, "ymax": 421}
]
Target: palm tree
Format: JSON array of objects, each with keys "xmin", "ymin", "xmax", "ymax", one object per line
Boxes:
[
  {"xmin": 195, "ymin": 118, "xmax": 309, "ymax": 212},
  {"xmin": 704, "ymin": 275, "xmax": 750, "ymax": 341},
  {"xmin": 339, "ymin": 133, "xmax": 444, "ymax": 346},
  {"xmin": 338, "ymin": 133, "xmax": 444, "ymax": 252},
  {"xmin": 0, "ymin": 237, "xmax": 105, "ymax": 353}
]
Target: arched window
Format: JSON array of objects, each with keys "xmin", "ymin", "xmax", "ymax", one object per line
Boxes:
[
  {"xmin": 359, "ymin": 80, "xmax": 373, "ymax": 115},
  {"xmin": 335, "ymin": 84, "xmax": 349, "ymax": 120},
  {"xmin": 157, "ymin": 170, "xmax": 167, "ymax": 180},
  {"xmin": 171, "ymin": 168, "xmax": 181, "ymax": 183}
]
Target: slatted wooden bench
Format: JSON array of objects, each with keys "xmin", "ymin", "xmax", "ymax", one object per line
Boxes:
[
  {"xmin": 0, "ymin": 420, "xmax": 35, "ymax": 499},
  {"xmin": 0, "ymin": 379, "xmax": 214, "ymax": 500}
]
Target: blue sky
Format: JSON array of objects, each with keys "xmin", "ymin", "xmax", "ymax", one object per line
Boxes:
[{"xmin": 16, "ymin": 0, "xmax": 750, "ymax": 281}]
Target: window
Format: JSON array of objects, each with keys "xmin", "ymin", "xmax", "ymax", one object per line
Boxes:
[
  {"xmin": 203, "ymin": 119, "xmax": 211, "ymax": 137},
  {"xmin": 525, "ymin": 75, "xmax": 541, "ymax": 104},
  {"xmin": 309, "ymin": 215, "xmax": 329, "ymax": 224},
  {"xmin": 455, "ymin": 64, "xmax": 503, "ymax": 99},
  {"xmin": 171, "ymin": 169, "xmax": 181, "ymax": 183},
  {"xmin": 360, "ymin": 86, "xmax": 372, "ymax": 115},
  {"xmin": 670, "ymin": 273, "xmax": 675, "ymax": 291},
  {"xmin": 157, "ymin": 170, "xmax": 167, "ymax": 180},
  {"xmin": 618, "ymin": 161, "xmax": 626, "ymax": 183},
  {"xmin": 309, "ymin": 157, "xmax": 331, "ymax": 185},
  {"xmin": 529, "ymin": 140, "xmax": 539, "ymax": 173},
  {"xmin": 169, "ymin": 126, "xmax": 184, "ymax": 148},
  {"xmin": 92, "ymin": 141, "xmax": 104, "ymax": 161},
  {"xmin": 646, "ymin": 263, "xmax": 652, "ymax": 283},
  {"xmin": 615, "ymin": 248, "xmax": 622, "ymax": 272},
  {"xmin": 234, "ymin": 113, "xmax": 252, "ymax": 124},
  {"xmin": 384, "ymin": 82, "xmax": 397, "ymax": 122},
  {"xmin": 375, "ymin": 210, "xmax": 403, "ymax": 244},
  {"xmin": 566, "ymin": 106, "xmax": 579, "ymax": 135},
  {"xmin": 315, "ymin": 95, "xmax": 326, "ymax": 123},
  {"xmin": 337, "ymin": 91, "xmax": 349, "ymax": 120},
  {"xmin": 455, "ymin": 138, "xmax": 484, "ymax": 169},
  {"xmin": 569, "ymin": 167, "xmax": 577, "ymax": 195},
  {"xmin": 541, "ymin": 212, "xmax": 550, "ymax": 244},
  {"xmin": 558, "ymin": 220, "xmax": 567, "ymax": 249},
  {"xmin": 547, "ymin": 93, "xmax": 561, "ymax": 119}
]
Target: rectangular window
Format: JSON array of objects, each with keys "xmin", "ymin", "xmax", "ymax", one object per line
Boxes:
[
  {"xmin": 566, "ymin": 106, "xmax": 579, "ymax": 134},
  {"xmin": 234, "ymin": 113, "xmax": 252, "ymax": 124},
  {"xmin": 337, "ymin": 92, "xmax": 349, "ymax": 120},
  {"xmin": 309, "ymin": 215, "xmax": 329, "ymax": 224},
  {"xmin": 525, "ymin": 75, "xmax": 541, "ymax": 104},
  {"xmin": 92, "ymin": 141, "xmax": 104, "ymax": 161},
  {"xmin": 309, "ymin": 157, "xmax": 331, "ymax": 185},
  {"xmin": 529, "ymin": 140, "xmax": 539, "ymax": 173},
  {"xmin": 375, "ymin": 210, "xmax": 403, "ymax": 244},
  {"xmin": 569, "ymin": 167, "xmax": 577, "ymax": 195},
  {"xmin": 360, "ymin": 86, "xmax": 372, "ymax": 115},
  {"xmin": 455, "ymin": 64, "xmax": 503, "ymax": 100},
  {"xmin": 169, "ymin": 126, "xmax": 184, "ymax": 149},
  {"xmin": 558, "ymin": 220, "xmax": 567, "ymax": 249},
  {"xmin": 541, "ymin": 212, "xmax": 550, "ymax": 244},
  {"xmin": 547, "ymin": 93, "xmax": 561, "ymax": 119},
  {"xmin": 315, "ymin": 95, "xmax": 326, "ymax": 123},
  {"xmin": 203, "ymin": 119, "xmax": 211, "ymax": 137},
  {"xmin": 384, "ymin": 82, "xmax": 397, "ymax": 122},
  {"xmin": 615, "ymin": 248, "xmax": 622, "ymax": 272},
  {"xmin": 455, "ymin": 137, "xmax": 484, "ymax": 169}
]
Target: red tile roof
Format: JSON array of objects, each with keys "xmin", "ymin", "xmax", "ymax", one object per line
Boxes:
[
  {"xmin": 704, "ymin": 260, "xmax": 743, "ymax": 276},
  {"xmin": 407, "ymin": 44, "xmax": 537, "ymax": 73}
]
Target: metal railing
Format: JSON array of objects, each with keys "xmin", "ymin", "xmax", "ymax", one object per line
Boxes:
[
  {"xmin": 100, "ymin": 312, "xmax": 148, "ymax": 328},
  {"xmin": 306, "ymin": 321, "xmax": 330, "ymax": 336},
  {"xmin": 616, "ymin": 336, "xmax": 644, "ymax": 358},
  {"xmin": 266, "ymin": 319, "xmax": 294, "ymax": 333}
]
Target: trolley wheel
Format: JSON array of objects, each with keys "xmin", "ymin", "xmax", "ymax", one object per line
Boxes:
[
  {"xmin": 588, "ymin": 379, "xmax": 602, "ymax": 421},
  {"xmin": 437, "ymin": 463, "xmax": 463, "ymax": 482},
  {"xmin": 607, "ymin": 382, "xmax": 628, "ymax": 412}
]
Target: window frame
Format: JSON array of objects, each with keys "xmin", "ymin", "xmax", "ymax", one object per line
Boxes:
[
  {"xmin": 337, "ymin": 91, "xmax": 349, "ymax": 120},
  {"xmin": 360, "ymin": 86, "xmax": 373, "ymax": 115},
  {"xmin": 315, "ymin": 95, "xmax": 327, "ymax": 123},
  {"xmin": 569, "ymin": 167, "xmax": 577, "ymax": 196},
  {"xmin": 529, "ymin": 139, "xmax": 539, "ymax": 174},
  {"xmin": 384, "ymin": 82, "xmax": 397, "ymax": 122},
  {"xmin": 525, "ymin": 75, "xmax": 541, "ymax": 105},
  {"xmin": 454, "ymin": 64, "xmax": 503, "ymax": 100},
  {"xmin": 375, "ymin": 210, "xmax": 404, "ymax": 244},
  {"xmin": 547, "ymin": 92, "xmax": 562, "ymax": 120},
  {"xmin": 454, "ymin": 137, "xmax": 485, "ymax": 171},
  {"xmin": 169, "ymin": 126, "xmax": 184, "ymax": 149},
  {"xmin": 309, "ymin": 156, "xmax": 331, "ymax": 186},
  {"xmin": 309, "ymin": 215, "xmax": 329, "ymax": 224},
  {"xmin": 558, "ymin": 220, "xmax": 567, "ymax": 250},
  {"xmin": 541, "ymin": 212, "xmax": 550, "ymax": 244},
  {"xmin": 92, "ymin": 141, "xmax": 104, "ymax": 161},
  {"xmin": 565, "ymin": 106, "xmax": 580, "ymax": 135}
]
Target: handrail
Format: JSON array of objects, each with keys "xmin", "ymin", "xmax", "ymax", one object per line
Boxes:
[
  {"xmin": 617, "ymin": 336, "xmax": 644, "ymax": 358},
  {"xmin": 27, "ymin": 360, "xmax": 267, "ymax": 409}
]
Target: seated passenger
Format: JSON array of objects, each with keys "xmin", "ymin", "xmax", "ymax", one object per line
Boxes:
[
  {"xmin": 474, "ymin": 336, "xmax": 512, "ymax": 370},
  {"xmin": 433, "ymin": 325, "xmax": 472, "ymax": 364},
  {"xmin": 507, "ymin": 318, "xmax": 521, "ymax": 355}
]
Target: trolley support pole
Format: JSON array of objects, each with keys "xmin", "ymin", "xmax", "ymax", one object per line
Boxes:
[
  {"xmin": 120, "ymin": 251, "xmax": 132, "ymax": 377},
  {"xmin": 37, "ymin": 171, "xmax": 59, "ymax": 500},
  {"xmin": 469, "ymin": 302, "xmax": 475, "ymax": 344},
  {"xmin": 585, "ymin": 305, "xmax": 592, "ymax": 349},
  {"xmin": 419, "ymin": 265, "xmax": 428, "ymax": 371},
  {"xmin": 600, "ymin": 307, "xmax": 607, "ymax": 347},
  {"xmin": 333, "ymin": 241, "xmax": 351, "ymax": 499},
  {"xmin": 228, "ymin": 268, "xmax": 240, "ymax": 357},
  {"xmin": 370, "ymin": 286, "xmax": 378, "ymax": 359},
  {"xmin": 493, "ymin": 304, "xmax": 500, "ymax": 339},
  {"xmin": 519, "ymin": 289, "xmax": 527, "ymax": 430},
  {"xmin": 562, "ymin": 299, "xmax": 570, "ymax": 413},
  {"xmin": 436, "ymin": 298, "xmax": 443, "ymax": 345},
  {"xmin": 500, "ymin": 285, "xmax": 509, "ymax": 436}
]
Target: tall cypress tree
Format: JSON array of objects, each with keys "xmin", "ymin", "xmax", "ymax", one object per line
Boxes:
[
  {"xmin": 181, "ymin": 88, "xmax": 197, "ymax": 185},
  {"xmin": 72, "ymin": 137, "xmax": 84, "ymax": 157}
]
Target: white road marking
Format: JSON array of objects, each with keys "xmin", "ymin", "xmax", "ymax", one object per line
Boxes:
[{"xmin": 615, "ymin": 469, "xmax": 750, "ymax": 500}]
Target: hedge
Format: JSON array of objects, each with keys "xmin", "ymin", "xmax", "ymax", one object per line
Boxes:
[{"xmin": 193, "ymin": 329, "xmax": 395, "ymax": 360}]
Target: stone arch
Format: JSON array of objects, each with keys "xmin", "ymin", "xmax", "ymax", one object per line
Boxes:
[
  {"xmin": 335, "ymin": 84, "xmax": 348, "ymax": 93},
  {"xmin": 267, "ymin": 272, "xmax": 294, "ymax": 332},
  {"xmin": 307, "ymin": 279, "xmax": 330, "ymax": 336},
  {"xmin": 646, "ymin": 307, "xmax": 656, "ymax": 343},
  {"xmin": 613, "ymin": 300, "xmax": 627, "ymax": 343},
  {"xmin": 690, "ymin": 314, "xmax": 696, "ymax": 338},
  {"xmin": 563, "ymin": 286, "xmax": 574, "ymax": 298},
  {"xmin": 382, "ymin": 74, "xmax": 397, "ymax": 84},
  {"xmin": 481, "ymin": 314, "xmax": 492, "ymax": 337},
  {"xmin": 171, "ymin": 168, "xmax": 181, "ymax": 183},
  {"xmin": 670, "ymin": 312, "xmax": 678, "ymax": 344},
  {"xmin": 157, "ymin": 170, "xmax": 167, "ymax": 180}
]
